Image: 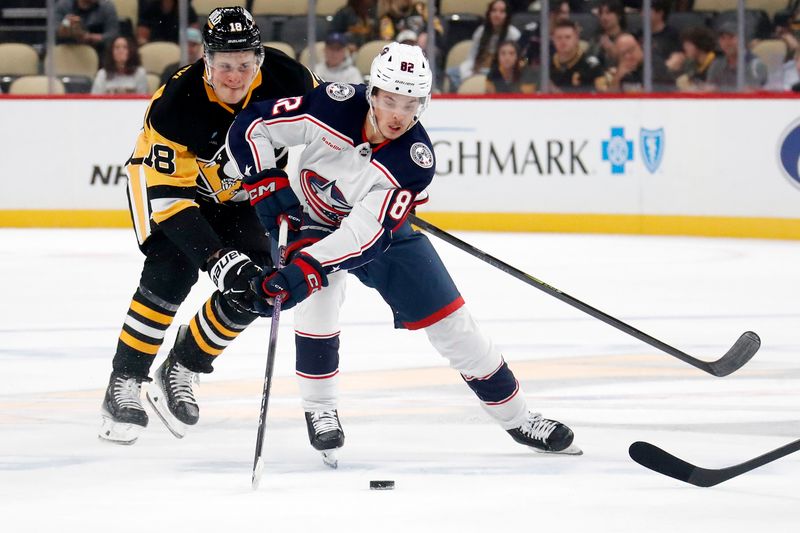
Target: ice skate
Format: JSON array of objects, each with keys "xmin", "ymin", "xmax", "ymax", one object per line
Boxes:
[
  {"xmin": 147, "ymin": 352, "xmax": 199, "ymax": 438},
  {"xmin": 507, "ymin": 412, "xmax": 582, "ymax": 455},
  {"xmin": 305, "ymin": 410, "xmax": 345, "ymax": 468},
  {"xmin": 99, "ymin": 373, "xmax": 149, "ymax": 445}
]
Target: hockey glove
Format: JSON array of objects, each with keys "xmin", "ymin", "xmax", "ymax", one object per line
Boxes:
[
  {"xmin": 242, "ymin": 168, "xmax": 303, "ymax": 234},
  {"xmin": 258, "ymin": 252, "xmax": 328, "ymax": 310},
  {"xmin": 206, "ymin": 249, "xmax": 267, "ymax": 316}
]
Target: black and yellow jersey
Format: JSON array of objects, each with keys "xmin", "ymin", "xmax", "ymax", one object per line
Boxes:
[{"xmin": 126, "ymin": 46, "xmax": 320, "ymax": 247}]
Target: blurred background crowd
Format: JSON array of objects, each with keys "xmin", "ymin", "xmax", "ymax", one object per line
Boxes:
[{"xmin": 0, "ymin": 0, "xmax": 798, "ymax": 95}]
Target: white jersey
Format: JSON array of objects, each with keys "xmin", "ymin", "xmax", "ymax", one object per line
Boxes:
[{"xmin": 225, "ymin": 82, "xmax": 434, "ymax": 272}]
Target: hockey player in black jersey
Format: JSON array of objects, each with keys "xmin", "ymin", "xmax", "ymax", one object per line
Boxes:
[
  {"xmin": 99, "ymin": 6, "xmax": 321, "ymax": 445},
  {"xmin": 226, "ymin": 42, "xmax": 580, "ymax": 465}
]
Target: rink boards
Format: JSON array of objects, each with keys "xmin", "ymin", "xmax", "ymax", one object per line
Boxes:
[{"xmin": 1, "ymin": 94, "xmax": 798, "ymax": 238}]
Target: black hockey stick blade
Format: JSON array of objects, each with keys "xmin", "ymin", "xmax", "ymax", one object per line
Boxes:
[
  {"xmin": 629, "ymin": 439, "xmax": 800, "ymax": 487},
  {"xmin": 706, "ymin": 331, "xmax": 760, "ymax": 377},
  {"xmin": 409, "ymin": 214, "xmax": 761, "ymax": 377}
]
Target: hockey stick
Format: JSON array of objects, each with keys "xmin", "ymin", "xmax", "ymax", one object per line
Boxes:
[
  {"xmin": 629, "ymin": 439, "xmax": 800, "ymax": 487},
  {"xmin": 251, "ymin": 218, "xmax": 289, "ymax": 490},
  {"xmin": 408, "ymin": 214, "xmax": 760, "ymax": 377}
]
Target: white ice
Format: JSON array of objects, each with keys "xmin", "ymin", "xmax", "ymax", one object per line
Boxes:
[{"xmin": 1, "ymin": 228, "xmax": 798, "ymax": 532}]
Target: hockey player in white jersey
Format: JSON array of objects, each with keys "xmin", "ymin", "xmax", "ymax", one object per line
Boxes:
[{"xmin": 226, "ymin": 43, "xmax": 579, "ymax": 465}]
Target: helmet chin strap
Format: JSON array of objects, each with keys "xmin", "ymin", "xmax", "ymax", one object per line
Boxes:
[
  {"xmin": 203, "ymin": 57, "xmax": 214, "ymax": 89},
  {"xmin": 367, "ymin": 106, "xmax": 378, "ymax": 136}
]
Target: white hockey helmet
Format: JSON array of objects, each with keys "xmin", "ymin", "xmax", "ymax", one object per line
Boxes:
[{"xmin": 367, "ymin": 42, "xmax": 433, "ymax": 124}]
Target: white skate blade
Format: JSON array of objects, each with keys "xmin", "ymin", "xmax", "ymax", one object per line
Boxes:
[
  {"xmin": 98, "ymin": 415, "xmax": 143, "ymax": 445},
  {"xmin": 320, "ymin": 449, "xmax": 338, "ymax": 469},
  {"xmin": 534, "ymin": 444, "xmax": 583, "ymax": 456},
  {"xmin": 146, "ymin": 385, "xmax": 187, "ymax": 439}
]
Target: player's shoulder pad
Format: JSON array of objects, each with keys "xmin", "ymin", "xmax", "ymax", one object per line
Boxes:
[
  {"xmin": 295, "ymin": 82, "xmax": 368, "ymax": 137},
  {"xmin": 260, "ymin": 45, "xmax": 321, "ymax": 91},
  {"xmin": 320, "ymin": 81, "xmax": 364, "ymax": 103},
  {"xmin": 147, "ymin": 60, "xmax": 206, "ymax": 146},
  {"xmin": 374, "ymin": 124, "xmax": 435, "ymax": 192}
]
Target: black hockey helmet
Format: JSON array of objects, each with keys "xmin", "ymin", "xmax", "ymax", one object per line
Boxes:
[{"xmin": 202, "ymin": 6, "xmax": 263, "ymax": 57}]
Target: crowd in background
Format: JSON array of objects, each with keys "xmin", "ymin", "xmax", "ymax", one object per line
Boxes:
[{"xmin": 1, "ymin": 0, "xmax": 799, "ymax": 95}]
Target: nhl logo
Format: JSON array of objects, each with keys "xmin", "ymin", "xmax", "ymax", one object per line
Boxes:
[
  {"xmin": 326, "ymin": 83, "xmax": 355, "ymax": 102},
  {"xmin": 358, "ymin": 145, "xmax": 371, "ymax": 158},
  {"xmin": 410, "ymin": 142, "xmax": 434, "ymax": 169}
]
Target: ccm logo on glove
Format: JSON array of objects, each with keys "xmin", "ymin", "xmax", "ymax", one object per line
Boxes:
[
  {"xmin": 241, "ymin": 168, "xmax": 302, "ymax": 232},
  {"xmin": 246, "ymin": 179, "xmax": 288, "ymax": 202},
  {"xmin": 260, "ymin": 253, "xmax": 328, "ymax": 310}
]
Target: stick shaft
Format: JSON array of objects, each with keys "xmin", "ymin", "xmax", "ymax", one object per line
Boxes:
[
  {"xmin": 251, "ymin": 219, "xmax": 289, "ymax": 489},
  {"xmin": 409, "ymin": 214, "xmax": 757, "ymax": 376}
]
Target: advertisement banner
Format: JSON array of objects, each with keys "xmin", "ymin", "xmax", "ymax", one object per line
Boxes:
[
  {"xmin": 0, "ymin": 96, "xmax": 798, "ymax": 237},
  {"xmin": 423, "ymin": 98, "xmax": 800, "ymax": 219}
]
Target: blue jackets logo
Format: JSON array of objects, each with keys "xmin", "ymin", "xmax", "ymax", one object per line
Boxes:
[
  {"xmin": 778, "ymin": 119, "xmax": 800, "ymax": 189},
  {"xmin": 602, "ymin": 127, "xmax": 633, "ymax": 174},
  {"xmin": 640, "ymin": 128, "xmax": 665, "ymax": 173}
]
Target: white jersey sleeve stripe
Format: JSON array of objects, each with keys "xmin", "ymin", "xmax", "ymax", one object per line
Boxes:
[
  {"xmin": 376, "ymin": 189, "xmax": 394, "ymax": 222},
  {"xmin": 264, "ymin": 114, "xmax": 355, "ymax": 147},
  {"xmin": 319, "ymin": 226, "xmax": 384, "ymax": 267},
  {"xmin": 370, "ymin": 159, "xmax": 401, "ymax": 188}
]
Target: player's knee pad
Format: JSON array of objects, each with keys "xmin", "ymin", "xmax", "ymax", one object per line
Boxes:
[{"xmin": 424, "ymin": 306, "xmax": 502, "ymax": 377}]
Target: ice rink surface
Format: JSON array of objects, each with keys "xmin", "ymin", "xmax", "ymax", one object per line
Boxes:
[{"xmin": 1, "ymin": 227, "xmax": 798, "ymax": 532}]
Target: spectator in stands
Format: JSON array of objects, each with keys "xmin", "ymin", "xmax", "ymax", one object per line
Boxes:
[
  {"xmin": 137, "ymin": 0, "xmax": 199, "ymax": 46},
  {"xmin": 519, "ymin": 0, "xmax": 570, "ymax": 67},
  {"xmin": 645, "ymin": 0, "xmax": 680, "ymax": 69},
  {"xmin": 486, "ymin": 40, "xmax": 536, "ymax": 93},
  {"xmin": 670, "ymin": 26, "xmax": 717, "ymax": 91},
  {"xmin": 706, "ymin": 22, "xmax": 767, "ymax": 92},
  {"xmin": 773, "ymin": 11, "xmax": 799, "ymax": 61},
  {"xmin": 330, "ymin": 0, "xmax": 379, "ymax": 49},
  {"xmin": 55, "ymin": 0, "xmax": 119, "ymax": 53},
  {"xmin": 159, "ymin": 27, "xmax": 204, "ymax": 85},
  {"xmin": 313, "ymin": 33, "xmax": 364, "ymax": 84},
  {"xmin": 781, "ymin": 49, "xmax": 800, "ymax": 92},
  {"xmin": 507, "ymin": 0, "xmax": 534, "ymax": 12},
  {"xmin": 589, "ymin": 0, "xmax": 625, "ymax": 69},
  {"xmin": 596, "ymin": 33, "xmax": 673, "ymax": 92},
  {"xmin": 91, "ymin": 34, "xmax": 148, "ymax": 94},
  {"xmin": 547, "ymin": 19, "xmax": 605, "ymax": 93},
  {"xmin": 447, "ymin": 0, "xmax": 520, "ymax": 92},
  {"xmin": 377, "ymin": 0, "xmax": 443, "ymax": 48}
]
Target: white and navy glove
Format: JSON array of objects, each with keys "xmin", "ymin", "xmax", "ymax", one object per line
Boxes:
[
  {"xmin": 242, "ymin": 168, "xmax": 303, "ymax": 234},
  {"xmin": 206, "ymin": 249, "xmax": 265, "ymax": 315},
  {"xmin": 256, "ymin": 252, "xmax": 328, "ymax": 311}
]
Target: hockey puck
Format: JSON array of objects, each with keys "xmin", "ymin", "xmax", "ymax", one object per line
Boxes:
[{"xmin": 369, "ymin": 480, "xmax": 395, "ymax": 490}]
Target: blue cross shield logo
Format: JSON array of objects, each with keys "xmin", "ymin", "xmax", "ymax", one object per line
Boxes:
[
  {"xmin": 602, "ymin": 127, "xmax": 633, "ymax": 174},
  {"xmin": 640, "ymin": 128, "xmax": 665, "ymax": 173}
]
